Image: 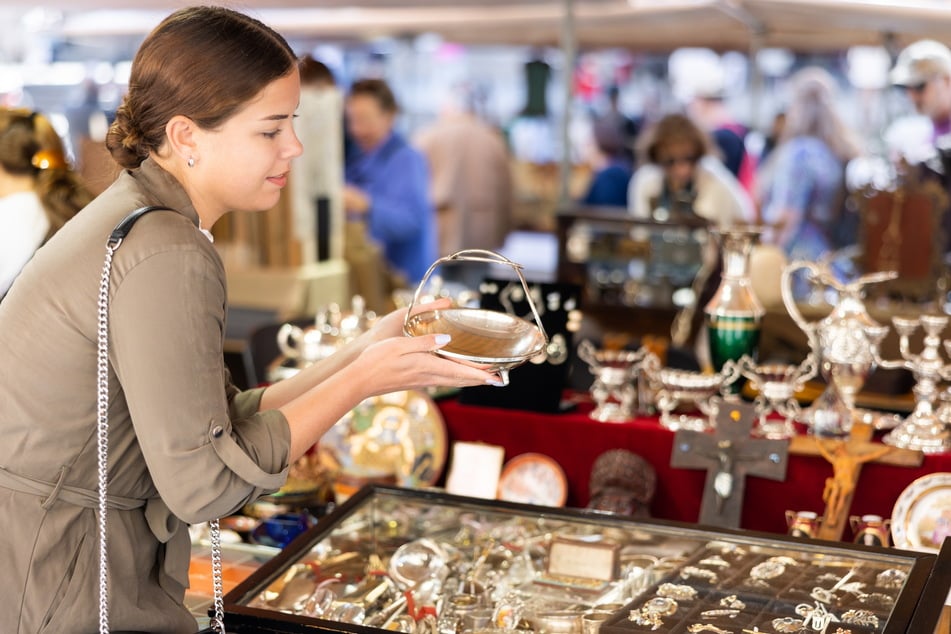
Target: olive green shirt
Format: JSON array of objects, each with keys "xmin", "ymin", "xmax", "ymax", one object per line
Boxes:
[{"xmin": 0, "ymin": 158, "xmax": 290, "ymax": 632}]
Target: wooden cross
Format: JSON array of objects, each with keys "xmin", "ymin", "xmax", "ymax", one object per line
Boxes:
[
  {"xmin": 789, "ymin": 421, "xmax": 923, "ymax": 541},
  {"xmin": 671, "ymin": 401, "xmax": 789, "ymax": 528}
]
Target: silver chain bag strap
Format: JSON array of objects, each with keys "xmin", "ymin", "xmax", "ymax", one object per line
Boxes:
[{"xmin": 96, "ymin": 205, "xmax": 226, "ymax": 634}]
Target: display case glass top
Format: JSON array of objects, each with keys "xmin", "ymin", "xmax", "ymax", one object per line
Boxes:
[{"xmin": 223, "ymin": 486, "xmax": 949, "ymax": 634}]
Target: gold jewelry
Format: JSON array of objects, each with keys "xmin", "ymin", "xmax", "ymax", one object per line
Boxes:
[{"xmin": 629, "ymin": 597, "xmax": 677, "ymax": 630}]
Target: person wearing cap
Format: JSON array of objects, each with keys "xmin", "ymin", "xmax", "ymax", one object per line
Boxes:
[{"xmin": 890, "ymin": 39, "xmax": 951, "ymax": 142}]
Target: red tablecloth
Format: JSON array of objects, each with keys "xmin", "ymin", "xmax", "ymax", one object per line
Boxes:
[{"xmin": 435, "ymin": 396, "xmax": 951, "ymax": 540}]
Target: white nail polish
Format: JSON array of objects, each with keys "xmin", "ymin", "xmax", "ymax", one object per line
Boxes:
[{"xmin": 435, "ymin": 334, "xmax": 451, "ymax": 345}]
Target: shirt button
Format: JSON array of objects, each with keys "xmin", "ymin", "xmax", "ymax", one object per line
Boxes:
[{"xmin": 211, "ymin": 425, "xmax": 224, "ymax": 438}]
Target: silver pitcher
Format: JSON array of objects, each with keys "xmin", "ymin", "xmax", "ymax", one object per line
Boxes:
[{"xmin": 780, "ymin": 261, "xmax": 896, "ymax": 437}]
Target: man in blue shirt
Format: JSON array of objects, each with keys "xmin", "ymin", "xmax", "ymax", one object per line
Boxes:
[{"xmin": 344, "ymin": 78, "xmax": 435, "ymax": 283}]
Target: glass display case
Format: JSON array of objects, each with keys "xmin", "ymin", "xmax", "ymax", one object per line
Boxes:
[
  {"xmin": 555, "ymin": 205, "xmax": 710, "ymax": 340},
  {"xmin": 221, "ymin": 485, "xmax": 950, "ymax": 634}
]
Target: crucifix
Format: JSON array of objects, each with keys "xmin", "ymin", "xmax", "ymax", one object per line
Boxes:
[
  {"xmin": 671, "ymin": 401, "xmax": 789, "ymax": 528},
  {"xmin": 789, "ymin": 420, "xmax": 923, "ymax": 541}
]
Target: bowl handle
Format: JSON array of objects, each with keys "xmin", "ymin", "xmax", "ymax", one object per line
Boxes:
[{"xmin": 405, "ymin": 249, "xmax": 550, "ymax": 346}]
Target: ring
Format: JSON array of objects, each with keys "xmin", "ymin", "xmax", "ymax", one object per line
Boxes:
[
  {"xmin": 657, "ymin": 583, "xmax": 698, "ymax": 601},
  {"xmin": 701, "ymin": 609, "xmax": 740, "ymax": 619},
  {"xmin": 771, "ymin": 617, "xmax": 804, "ymax": 633},
  {"xmin": 841, "ymin": 609, "xmax": 879, "ymax": 627},
  {"xmin": 644, "ymin": 597, "xmax": 678, "ymax": 616},
  {"xmin": 875, "ymin": 568, "xmax": 907, "ymax": 589},
  {"xmin": 719, "ymin": 595, "xmax": 746, "ymax": 610}
]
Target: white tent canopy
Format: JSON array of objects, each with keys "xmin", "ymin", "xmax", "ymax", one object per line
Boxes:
[{"xmin": 50, "ymin": 0, "xmax": 951, "ymax": 53}]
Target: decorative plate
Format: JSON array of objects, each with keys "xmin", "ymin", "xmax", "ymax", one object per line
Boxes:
[
  {"xmin": 891, "ymin": 472, "xmax": 951, "ymax": 552},
  {"xmin": 318, "ymin": 390, "xmax": 447, "ymax": 488},
  {"xmin": 497, "ymin": 452, "xmax": 568, "ymax": 507}
]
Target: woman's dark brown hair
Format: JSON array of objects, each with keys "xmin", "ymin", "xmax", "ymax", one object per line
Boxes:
[
  {"xmin": 636, "ymin": 113, "xmax": 715, "ymax": 166},
  {"xmin": 106, "ymin": 6, "xmax": 298, "ymax": 170},
  {"xmin": 347, "ymin": 78, "xmax": 399, "ymax": 114},
  {"xmin": 0, "ymin": 108, "xmax": 93, "ymax": 236}
]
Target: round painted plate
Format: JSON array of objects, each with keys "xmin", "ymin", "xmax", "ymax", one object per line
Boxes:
[
  {"xmin": 891, "ymin": 472, "xmax": 951, "ymax": 552},
  {"xmin": 318, "ymin": 390, "xmax": 447, "ymax": 488},
  {"xmin": 497, "ymin": 452, "xmax": 568, "ymax": 507}
]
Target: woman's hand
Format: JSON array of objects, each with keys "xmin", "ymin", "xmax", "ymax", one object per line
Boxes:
[
  {"xmin": 359, "ymin": 297, "xmax": 452, "ymax": 347},
  {"xmin": 353, "ymin": 327, "xmax": 503, "ymax": 397}
]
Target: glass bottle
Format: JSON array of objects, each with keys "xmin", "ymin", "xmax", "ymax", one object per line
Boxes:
[{"xmin": 704, "ymin": 226, "xmax": 765, "ymax": 377}]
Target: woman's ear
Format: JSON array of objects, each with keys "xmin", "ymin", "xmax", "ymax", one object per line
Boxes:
[{"xmin": 164, "ymin": 115, "xmax": 199, "ymax": 164}]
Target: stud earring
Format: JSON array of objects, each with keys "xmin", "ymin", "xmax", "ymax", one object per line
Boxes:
[{"xmin": 187, "ymin": 157, "xmax": 196, "ymax": 168}]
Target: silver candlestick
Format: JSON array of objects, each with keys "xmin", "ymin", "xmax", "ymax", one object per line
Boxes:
[{"xmin": 870, "ymin": 315, "xmax": 951, "ymax": 454}]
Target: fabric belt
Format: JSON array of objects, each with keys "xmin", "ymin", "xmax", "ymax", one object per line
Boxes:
[{"xmin": 0, "ymin": 464, "xmax": 188, "ymax": 597}]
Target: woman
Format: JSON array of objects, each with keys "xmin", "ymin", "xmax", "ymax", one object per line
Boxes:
[
  {"xmin": 0, "ymin": 7, "xmax": 500, "ymax": 632},
  {"xmin": 758, "ymin": 66, "xmax": 862, "ymax": 260},
  {"xmin": 344, "ymin": 78, "xmax": 436, "ymax": 284},
  {"xmin": 0, "ymin": 108, "xmax": 93, "ymax": 297},
  {"xmin": 627, "ymin": 112, "xmax": 754, "ymax": 226}
]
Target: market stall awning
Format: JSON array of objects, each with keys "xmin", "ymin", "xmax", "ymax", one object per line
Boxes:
[{"xmin": 53, "ymin": 0, "xmax": 951, "ymax": 52}]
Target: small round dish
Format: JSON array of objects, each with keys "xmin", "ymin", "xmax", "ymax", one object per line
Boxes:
[
  {"xmin": 891, "ymin": 472, "xmax": 951, "ymax": 552},
  {"xmin": 498, "ymin": 452, "xmax": 568, "ymax": 507}
]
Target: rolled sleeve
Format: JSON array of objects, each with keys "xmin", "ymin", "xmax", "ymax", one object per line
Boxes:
[{"xmin": 110, "ymin": 245, "xmax": 291, "ymax": 523}]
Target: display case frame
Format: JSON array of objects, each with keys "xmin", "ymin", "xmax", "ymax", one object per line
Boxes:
[{"xmin": 221, "ymin": 485, "xmax": 951, "ymax": 634}]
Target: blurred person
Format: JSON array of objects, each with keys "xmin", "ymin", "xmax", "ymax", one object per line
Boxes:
[
  {"xmin": 344, "ymin": 78, "xmax": 436, "ymax": 284},
  {"xmin": 890, "ymin": 39, "xmax": 951, "ymax": 254},
  {"xmin": 0, "ymin": 107, "xmax": 93, "ymax": 298},
  {"xmin": 758, "ymin": 66, "xmax": 862, "ymax": 261},
  {"xmin": 628, "ymin": 113, "xmax": 757, "ymax": 371},
  {"xmin": 581, "ymin": 113, "xmax": 634, "ymax": 207},
  {"xmin": 686, "ymin": 80, "xmax": 756, "ymax": 195},
  {"xmin": 290, "ymin": 55, "xmax": 344, "ymax": 264},
  {"xmin": 0, "ymin": 8, "xmax": 500, "ymax": 632},
  {"xmin": 412, "ymin": 87, "xmax": 514, "ymax": 262},
  {"xmin": 628, "ymin": 113, "xmax": 754, "ymax": 226},
  {"xmin": 890, "ymin": 39, "xmax": 951, "ymax": 144}
]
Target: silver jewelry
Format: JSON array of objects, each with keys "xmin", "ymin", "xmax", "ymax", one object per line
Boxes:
[
  {"xmin": 875, "ymin": 568, "xmax": 907, "ymax": 589},
  {"xmin": 657, "ymin": 583, "xmax": 698, "ymax": 600},
  {"xmin": 795, "ymin": 602, "xmax": 839, "ymax": 631},
  {"xmin": 682, "ymin": 566, "xmax": 718, "ymax": 583},
  {"xmin": 841, "ymin": 609, "xmax": 879, "ymax": 627},
  {"xmin": 770, "ymin": 617, "xmax": 803, "ymax": 633},
  {"xmin": 810, "ymin": 587, "xmax": 834, "ymax": 604},
  {"xmin": 750, "ymin": 560, "xmax": 785, "ymax": 580},
  {"xmin": 701, "ymin": 608, "xmax": 740, "ymax": 619},
  {"xmin": 688, "ymin": 625, "xmax": 734, "ymax": 633},
  {"xmin": 719, "ymin": 595, "xmax": 746, "ymax": 610},
  {"xmin": 857, "ymin": 591, "xmax": 894, "ymax": 608},
  {"xmin": 699, "ymin": 555, "xmax": 731, "ymax": 568},
  {"xmin": 187, "ymin": 156, "xmax": 196, "ymax": 167}
]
